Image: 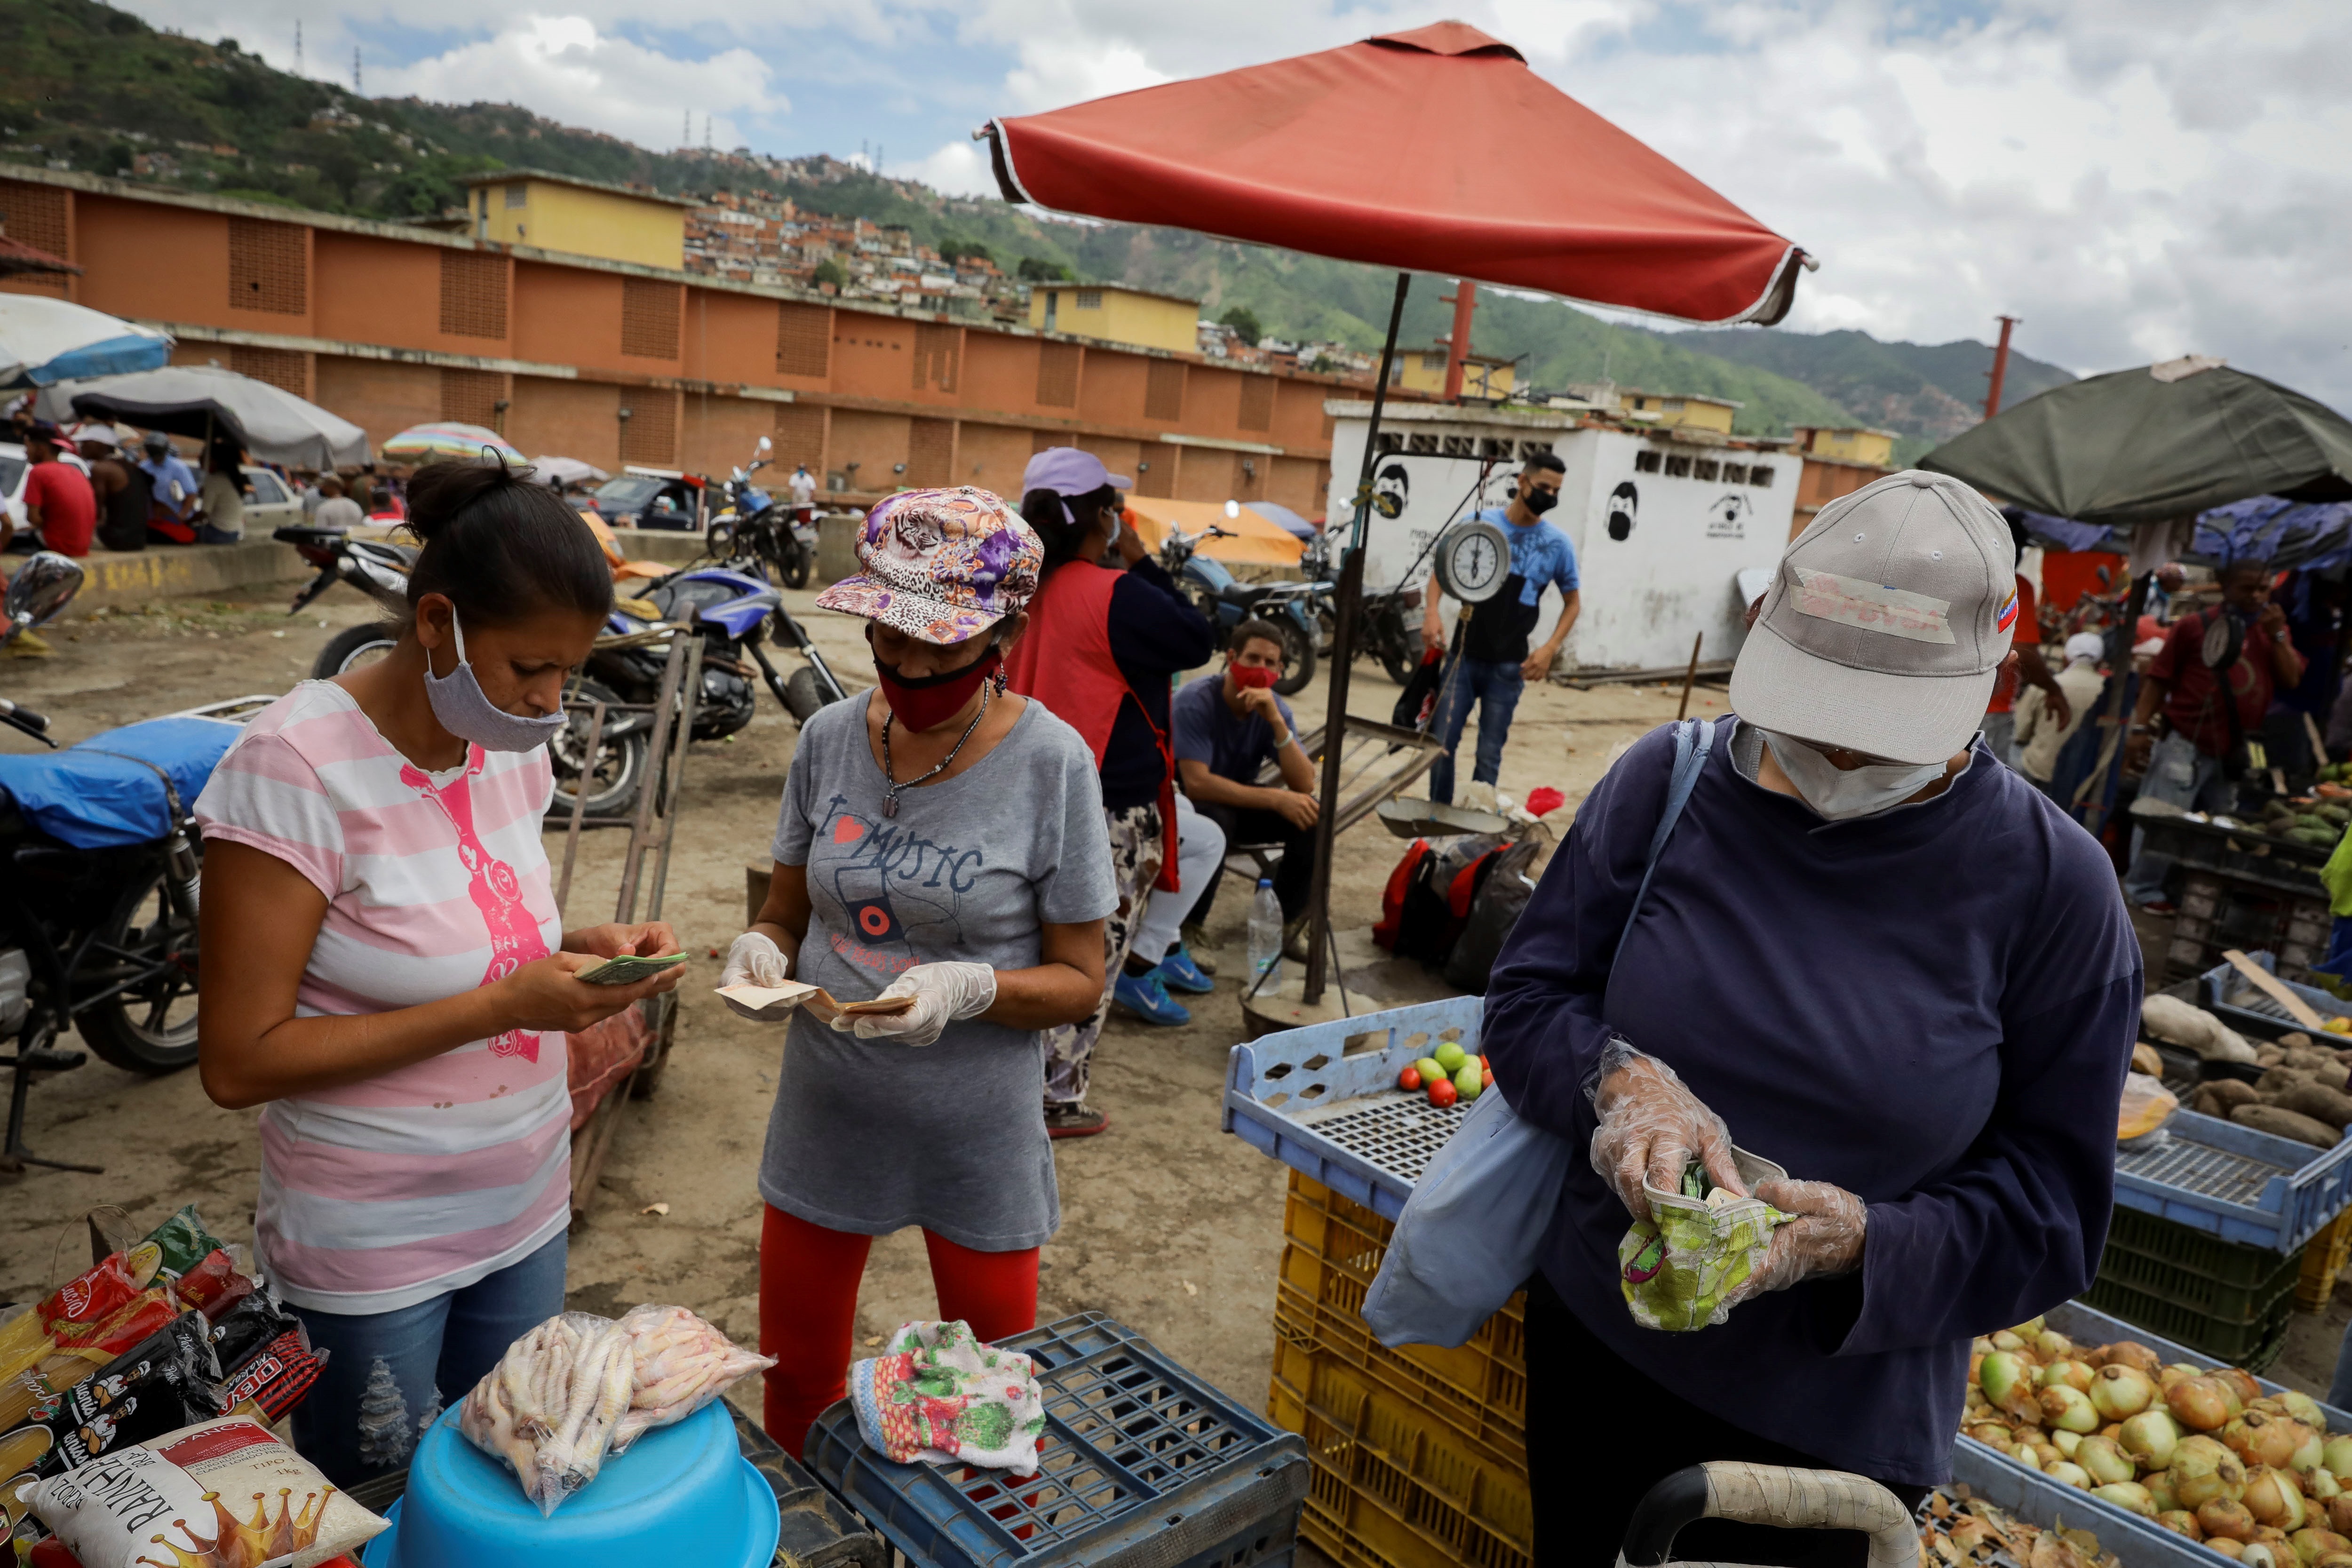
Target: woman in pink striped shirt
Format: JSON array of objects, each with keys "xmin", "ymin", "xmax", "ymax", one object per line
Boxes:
[{"xmin": 195, "ymin": 461, "xmax": 683, "ymax": 1485}]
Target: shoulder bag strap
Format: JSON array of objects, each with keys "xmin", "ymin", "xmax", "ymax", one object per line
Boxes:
[{"xmin": 1610, "ymin": 718, "xmax": 1715, "ymax": 970}]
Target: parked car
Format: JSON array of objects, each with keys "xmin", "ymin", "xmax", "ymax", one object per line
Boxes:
[
  {"xmin": 239, "ymin": 466, "xmax": 304, "ymax": 533},
  {"xmin": 583, "ymin": 466, "xmax": 706, "ymax": 531}
]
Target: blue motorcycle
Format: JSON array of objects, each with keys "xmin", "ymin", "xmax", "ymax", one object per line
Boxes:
[{"xmin": 1158, "ymin": 521, "xmax": 1320, "ymax": 696}]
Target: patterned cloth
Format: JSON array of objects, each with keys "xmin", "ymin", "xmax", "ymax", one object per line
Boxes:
[
  {"xmin": 192, "ymin": 682, "xmax": 571, "ymax": 1315},
  {"xmin": 848, "ymin": 1320, "xmax": 1047, "ymax": 1476},
  {"xmin": 815, "ymin": 486, "xmax": 1044, "ymax": 645},
  {"xmin": 1044, "ymin": 803, "xmax": 1162, "ymax": 1107},
  {"xmin": 1619, "ymin": 1186, "xmax": 1790, "ymax": 1333}
]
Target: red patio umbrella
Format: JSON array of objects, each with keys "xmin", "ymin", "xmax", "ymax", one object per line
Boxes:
[{"xmin": 983, "ymin": 21, "xmax": 1810, "ymax": 1000}]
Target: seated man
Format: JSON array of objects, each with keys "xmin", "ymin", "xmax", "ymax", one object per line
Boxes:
[{"xmin": 1173, "ymin": 619, "xmax": 1321, "ymax": 961}]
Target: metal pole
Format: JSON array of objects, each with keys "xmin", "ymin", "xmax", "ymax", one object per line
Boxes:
[
  {"xmin": 1441, "ymin": 280, "xmax": 1476, "ymax": 404},
  {"xmin": 1984, "ymin": 316, "xmax": 2019, "ymax": 422},
  {"xmin": 1303, "ymin": 271, "xmax": 1411, "ymax": 1004},
  {"xmin": 2081, "ymin": 570, "xmax": 2151, "ymax": 836},
  {"xmin": 1675, "ymin": 632, "xmax": 1704, "ymax": 721}
]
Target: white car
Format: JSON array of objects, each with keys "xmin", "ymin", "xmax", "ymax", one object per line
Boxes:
[{"xmin": 239, "ymin": 465, "xmax": 303, "ymax": 532}]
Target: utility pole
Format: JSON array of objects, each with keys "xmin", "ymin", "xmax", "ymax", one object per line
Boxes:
[
  {"xmin": 294, "ymin": 20, "xmax": 302, "ymax": 75},
  {"xmin": 1440, "ymin": 279, "xmax": 1476, "ymax": 402},
  {"xmin": 351, "ymin": 47, "xmax": 361, "ymax": 94},
  {"xmin": 684, "ymin": 111, "xmax": 691, "ymax": 148},
  {"xmin": 1983, "ymin": 315, "xmax": 2019, "ymax": 420}
]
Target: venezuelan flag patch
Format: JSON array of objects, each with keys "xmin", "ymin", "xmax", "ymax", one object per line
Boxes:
[{"xmin": 1995, "ymin": 587, "xmax": 2019, "ymax": 634}]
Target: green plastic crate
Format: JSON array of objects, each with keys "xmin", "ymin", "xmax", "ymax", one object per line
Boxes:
[
  {"xmin": 2097, "ymin": 1208, "xmax": 2305, "ymax": 1325},
  {"xmin": 2080, "ymin": 1272, "xmax": 2296, "ymax": 1373}
]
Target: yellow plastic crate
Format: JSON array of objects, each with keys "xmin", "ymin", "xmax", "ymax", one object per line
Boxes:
[{"xmin": 2298, "ymin": 1208, "xmax": 2352, "ymax": 1312}]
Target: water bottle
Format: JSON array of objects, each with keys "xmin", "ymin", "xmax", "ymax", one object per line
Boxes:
[{"xmin": 1247, "ymin": 878, "xmax": 1284, "ymax": 992}]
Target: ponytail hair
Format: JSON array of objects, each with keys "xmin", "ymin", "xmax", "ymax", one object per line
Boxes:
[
  {"xmin": 404, "ymin": 458, "xmax": 613, "ymax": 627},
  {"xmin": 1020, "ymin": 484, "xmax": 1120, "ymax": 576}
]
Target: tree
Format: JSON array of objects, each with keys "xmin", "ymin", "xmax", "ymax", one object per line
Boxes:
[
  {"xmin": 940, "ymin": 239, "xmax": 993, "ymax": 268},
  {"xmin": 812, "ymin": 258, "xmax": 848, "ymax": 288},
  {"xmin": 1017, "ymin": 256, "xmax": 1075, "ymax": 283},
  {"xmin": 1219, "ymin": 305, "xmax": 1262, "ymax": 347}
]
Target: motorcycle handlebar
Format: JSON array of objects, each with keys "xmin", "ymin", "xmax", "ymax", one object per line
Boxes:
[{"xmin": 0, "ymin": 697, "xmax": 55, "ymax": 745}]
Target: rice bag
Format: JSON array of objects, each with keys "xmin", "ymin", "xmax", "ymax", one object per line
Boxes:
[
  {"xmin": 3, "ymin": 1311, "xmax": 228, "ymax": 1483},
  {"xmin": 1618, "ymin": 1149, "xmax": 1792, "ymax": 1333},
  {"xmin": 605, "ymin": 1305, "xmax": 776, "ymax": 1453},
  {"xmin": 456, "ymin": 1313, "xmax": 634, "ymax": 1516},
  {"xmin": 22, "ymin": 1416, "xmax": 388, "ymax": 1568}
]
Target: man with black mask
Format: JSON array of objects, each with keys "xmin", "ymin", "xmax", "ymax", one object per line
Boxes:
[{"xmin": 1419, "ymin": 450, "xmax": 1581, "ymax": 804}]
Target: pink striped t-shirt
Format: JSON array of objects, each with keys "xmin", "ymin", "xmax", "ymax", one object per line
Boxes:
[{"xmin": 194, "ymin": 681, "xmax": 570, "ymax": 1314}]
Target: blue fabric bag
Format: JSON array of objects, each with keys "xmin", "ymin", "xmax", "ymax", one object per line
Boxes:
[{"xmin": 1362, "ymin": 717, "xmax": 1716, "ymax": 1349}]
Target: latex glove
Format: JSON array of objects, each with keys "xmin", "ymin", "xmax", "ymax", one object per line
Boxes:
[
  {"xmin": 1724, "ymin": 1178, "xmax": 1867, "ymax": 1305},
  {"xmin": 719, "ymin": 931, "xmax": 792, "ymax": 1022},
  {"xmin": 831, "ymin": 961, "xmax": 996, "ymax": 1046},
  {"xmin": 1586, "ymin": 1040, "xmax": 1746, "ymax": 1221}
]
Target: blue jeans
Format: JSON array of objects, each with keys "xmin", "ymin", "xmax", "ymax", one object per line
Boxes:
[
  {"xmin": 289, "ymin": 1230, "xmax": 568, "ymax": 1487},
  {"xmin": 2121, "ymin": 732, "xmax": 2237, "ymax": 906},
  {"xmin": 1428, "ymin": 657, "xmax": 1525, "ymax": 805}
]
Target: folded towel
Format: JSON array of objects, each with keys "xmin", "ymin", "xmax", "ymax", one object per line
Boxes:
[{"xmin": 848, "ymin": 1320, "xmax": 1046, "ymax": 1476}]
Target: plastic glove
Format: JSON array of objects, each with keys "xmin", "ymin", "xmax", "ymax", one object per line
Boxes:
[
  {"xmin": 831, "ymin": 962, "xmax": 996, "ymax": 1046},
  {"xmin": 1586, "ymin": 1040, "xmax": 1747, "ymax": 1221},
  {"xmin": 719, "ymin": 931, "xmax": 792, "ymax": 1022},
  {"xmin": 1724, "ymin": 1178, "xmax": 1867, "ymax": 1305}
]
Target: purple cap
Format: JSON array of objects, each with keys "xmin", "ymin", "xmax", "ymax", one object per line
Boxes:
[
  {"xmin": 1023, "ymin": 446, "xmax": 1131, "ymax": 497},
  {"xmin": 813, "ymin": 486, "xmax": 1044, "ymax": 645}
]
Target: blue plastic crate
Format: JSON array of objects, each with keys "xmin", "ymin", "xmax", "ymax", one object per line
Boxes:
[
  {"xmin": 2199, "ymin": 948, "xmax": 2352, "ymax": 1040},
  {"xmin": 1222, "ymin": 996, "xmax": 1485, "ymax": 1222},
  {"xmin": 805, "ymin": 1313, "xmax": 1307, "ymax": 1568},
  {"xmin": 1951, "ymin": 1300, "xmax": 2352, "ymax": 1561},
  {"xmin": 2111, "ymin": 1100, "xmax": 2352, "ymax": 1254}
]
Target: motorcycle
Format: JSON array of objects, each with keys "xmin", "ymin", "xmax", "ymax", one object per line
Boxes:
[
  {"xmin": 1158, "ymin": 523, "xmax": 1321, "ymax": 696},
  {"xmin": 707, "ymin": 437, "xmax": 818, "ymax": 590},
  {"xmin": 1357, "ymin": 581, "xmax": 1429, "ymax": 686},
  {"xmin": 1, "ymin": 552, "xmax": 86, "ymax": 652},
  {"xmin": 274, "ymin": 524, "xmax": 417, "ymax": 675}
]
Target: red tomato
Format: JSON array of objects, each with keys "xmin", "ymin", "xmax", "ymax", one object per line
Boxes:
[
  {"xmin": 1480, "ymin": 1054, "xmax": 1490, "ymax": 1068},
  {"xmin": 1398, "ymin": 1066, "xmax": 1422, "ymax": 1092},
  {"xmin": 1427, "ymin": 1078, "xmax": 1459, "ymax": 1108},
  {"xmin": 1481, "ymin": 1068, "xmax": 1494, "ymax": 1087}
]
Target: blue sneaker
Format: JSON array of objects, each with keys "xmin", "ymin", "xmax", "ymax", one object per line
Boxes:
[
  {"xmin": 1155, "ymin": 946, "xmax": 1214, "ymax": 995},
  {"xmin": 1113, "ymin": 966, "xmax": 1191, "ymax": 1026}
]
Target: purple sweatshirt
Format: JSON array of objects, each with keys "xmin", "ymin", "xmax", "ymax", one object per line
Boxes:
[{"xmin": 1483, "ymin": 717, "xmax": 2140, "ymax": 1486}]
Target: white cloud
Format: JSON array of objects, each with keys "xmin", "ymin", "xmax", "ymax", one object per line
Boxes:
[
  {"xmin": 1000, "ymin": 37, "xmax": 1170, "ymax": 112},
  {"xmin": 897, "ymin": 139, "xmax": 996, "ymax": 197},
  {"xmin": 364, "ymin": 16, "xmax": 779, "ymax": 151}
]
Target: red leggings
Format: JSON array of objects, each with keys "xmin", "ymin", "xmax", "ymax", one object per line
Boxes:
[{"xmin": 759, "ymin": 1204, "xmax": 1038, "ymax": 1458}]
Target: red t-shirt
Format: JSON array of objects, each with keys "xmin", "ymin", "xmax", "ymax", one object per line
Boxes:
[
  {"xmin": 1986, "ymin": 574, "xmax": 2037, "ymax": 713},
  {"xmin": 24, "ymin": 460, "xmax": 95, "ymax": 557},
  {"xmin": 2148, "ymin": 609, "xmax": 2289, "ymax": 758}
]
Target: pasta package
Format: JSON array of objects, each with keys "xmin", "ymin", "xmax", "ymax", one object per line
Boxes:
[
  {"xmin": 3, "ymin": 1311, "xmax": 228, "ymax": 1484},
  {"xmin": 21, "ymin": 1416, "xmax": 388, "ymax": 1568}
]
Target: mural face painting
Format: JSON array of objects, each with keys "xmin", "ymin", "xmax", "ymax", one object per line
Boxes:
[
  {"xmin": 1607, "ymin": 482, "xmax": 1639, "ymax": 541},
  {"xmin": 1372, "ymin": 462, "xmax": 1410, "ymax": 520}
]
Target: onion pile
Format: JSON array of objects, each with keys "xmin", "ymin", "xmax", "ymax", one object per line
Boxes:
[{"xmin": 1964, "ymin": 1316, "xmax": 2349, "ymax": 1567}]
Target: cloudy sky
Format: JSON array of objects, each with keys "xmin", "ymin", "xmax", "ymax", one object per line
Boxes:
[{"xmin": 137, "ymin": 0, "xmax": 2352, "ymax": 409}]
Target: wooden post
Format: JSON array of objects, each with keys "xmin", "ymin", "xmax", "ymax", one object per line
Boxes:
[{"xmin": 1675, "ymin": 633, "xmax": 1703, "ymax": 721}]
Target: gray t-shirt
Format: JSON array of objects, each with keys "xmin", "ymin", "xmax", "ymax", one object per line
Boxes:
[{"xmin": 759, "ymin": 695, "xmax": 1116, "ymax": 1249}]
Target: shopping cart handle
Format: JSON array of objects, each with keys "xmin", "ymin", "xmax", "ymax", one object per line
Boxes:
[{"xmin": 1618, "ymin": 1462, "xmax": 1917, "ymax": 1568}]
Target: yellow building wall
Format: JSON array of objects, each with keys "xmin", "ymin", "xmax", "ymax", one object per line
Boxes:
[
  {"xmin": 1812, "ymin": 429, "xmax": 1896, "ymax": 465},
  {"xmin": 476, "ymin": 180, "xmax": 684, "ymax": 270},
  {"xmin": 1620, "ymin": 392, "xmax": 1737, "ymax": 434},
  {"xmin": 1459, "ymin": 360, "xmax": 1515, "ymax": 401},
  {"xmin": 1025, "ymin": 287, "xmax": 1197, "ymax": 355},
  {"xmin": 1392, "ymin": 350, "xmax": 1452, "ymax": 395}
]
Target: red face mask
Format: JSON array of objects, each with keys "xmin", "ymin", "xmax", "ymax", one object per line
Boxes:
[
  {"xmin": 1230, "ymin": 664, "xmax": 1279, "ymax": 691},
  {"xmin": 873, "ymin": 640, "xmax": 1001, "ymax": 731}
]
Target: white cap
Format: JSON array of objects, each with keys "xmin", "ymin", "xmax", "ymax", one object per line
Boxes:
[{"xmin": 2064, "ymin": 632, "xmax": 2105, "ymax": 664}]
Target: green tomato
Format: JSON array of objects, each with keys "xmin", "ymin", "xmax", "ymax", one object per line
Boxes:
[
  {"xmin": 1434, "ymin": 1042, "xmax": 1468, "ymax": 1074},
  {"xmin": 1454, "ymin": 1064, "xmax": 1483, "ymax": 1100},
  {"xmin": 1414, "ymin": 1057, "xmax": 1445, "ymax": 1085}
]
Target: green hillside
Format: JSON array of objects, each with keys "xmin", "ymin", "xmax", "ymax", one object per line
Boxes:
[{"xmin": 0, "ymin": 0, "xmax": 2066, "ymax": 451}]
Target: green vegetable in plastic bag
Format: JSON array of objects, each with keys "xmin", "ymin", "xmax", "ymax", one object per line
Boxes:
[{"xmin": 1618, "ymin": 1154, "xmax": 1791, "ymax": 1333}]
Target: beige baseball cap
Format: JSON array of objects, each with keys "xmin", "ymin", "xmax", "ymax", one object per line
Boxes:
[{"xmin": 1730, "ymin": 470, "xmax": 2018, "ymax": 764}]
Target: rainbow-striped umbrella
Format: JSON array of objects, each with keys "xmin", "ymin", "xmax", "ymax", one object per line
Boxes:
[{"xmin": 380, "ymin": 421, "xmax": 524, "ymax": 465}]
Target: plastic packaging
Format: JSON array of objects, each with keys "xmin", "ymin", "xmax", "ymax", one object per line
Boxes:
[
  {"xmin": 1618, "ymin": 1153, "xmax": 1791, "ymax": 1331},
  {"xmin": 605, "ymin": 1305, "xmax": 775, "ymax": 1453},
  {"xmin": 2117, "ymin": 1070, "xmax": 2181, "ymax": 1142},
  {"xmin": 1248, "ymin": 878, "xmax": 1284, "ymax": 992},
  {"xmin": 23, "ymin": 1415, "xmax": 388, "ymax": 1568},
  {"xmin": 7, "ymin": 1310, "xmax": 230, "ymax": 1482},
  {"xmin": 126, "ymin": 1205, "xmax": 229, "ymax": 1293},
  {"xmin": 456, "ymin": 1312, "xmax": 635, "ymax": 1516}
]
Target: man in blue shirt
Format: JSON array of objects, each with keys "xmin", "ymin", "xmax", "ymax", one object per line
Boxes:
[
  {"xmin": 138, "ymin": 430, "xmax": 199, "ymax": 545},
  {"xmin": 1420, "ymin": 451, "xmax": 1581, "ymax": 804}
]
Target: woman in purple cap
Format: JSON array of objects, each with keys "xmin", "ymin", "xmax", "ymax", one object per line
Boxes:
[{"xmin": 719, "ymin": 485, "xmax": 1117, "ymax": 1458}]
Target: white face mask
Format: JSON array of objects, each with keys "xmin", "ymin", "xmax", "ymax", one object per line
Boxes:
[{"xmin": 1760, "ymin": 728, "xmax": 1952, "ymax": 821}]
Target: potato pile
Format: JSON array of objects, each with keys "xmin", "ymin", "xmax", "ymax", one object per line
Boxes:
[
  {"xmin": 1963, "ymin": 1315, "xmax": 2346, "ymax": 1567},
  {"xmin": 2189, "ymin": 1032, "xmax": 2352, "ymax": 1151}
]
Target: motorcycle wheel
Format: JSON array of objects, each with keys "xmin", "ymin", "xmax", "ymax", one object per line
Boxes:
[
  {"xmin": 783, "ymin": 664, "xmax": 839, "ymax": 724},
  {"xmin": 779, "ymin": 541, "xmax": 811, "ymax": 591},
  {"xmin": 1275, "ymin": 619, "xmax": 1318, "ymax": 697},
  {"xmin": 76, "ymin": 863, "xmax": 201, "ymax": 1074},
  {"xmin": 313, "ymin": 621, "xmax": 401, "ymax": 679},
  {"xmin": 550, "ymin": 678, "xmax": 650, "ymax": 818}
]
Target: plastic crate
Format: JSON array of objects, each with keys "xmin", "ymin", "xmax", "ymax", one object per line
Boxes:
[
  {"xmin": 2080, "ymin": 1272, "xmax": 2296, "ymax": 1372},
  {"xmin": 2167, "ymin": 870, "xmax": 2331, "ymax": 985},
  {"xmin": 804, "ymin": 1313, "xmax": 1307, "ymax": 1568},
  {"xmin": 2300, "ymin": 1208, "xmax": 2352, "ymax": 1310},
  {"xmin": 1275, "ymin": 1174, "xmax": 1526, "ymax": 1463},
  {"xmin": 1223, "ymin": 996, "xmax": 1486, "ymax": 1221},
  {"xmin": 1270, "ymin": 1319, "xmax": 1531, "ymax": 1568},
  {"xmin": 2111, "ymin": 1099, "xmax": 2352, "ymax": 1253},
  {"xmin": 2096, "ymin": 1205, "xmax": 2307, "ymax": 1323},
  {"xmin": 2199, "ymin": 949, "xmax": 2352, "ymax": 1040}
]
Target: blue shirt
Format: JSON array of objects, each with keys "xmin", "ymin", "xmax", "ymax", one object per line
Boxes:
[
  {"xmin": 1483, "ymin": 717, "xmax": 2139, "ymax": 1486},
  {"xmin": 1172, "ymin": 673, "xmax": 1294, "ymax": 786},
  {"xmin": 140, "ymin": 454, "xmax": 199, "ymax": 519},
  {"xmin": 1476, "ymin": 507, "xmax": 1578, "ymax": 608}
]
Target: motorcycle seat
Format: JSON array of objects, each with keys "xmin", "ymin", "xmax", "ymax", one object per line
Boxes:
[
  {"xmin": 1217, "ymin": 583, "xmax": 1283, "ymax": 609},
  {"xmin": 0, "ymin": 715, "xmax": 243, "ymax": 849}
]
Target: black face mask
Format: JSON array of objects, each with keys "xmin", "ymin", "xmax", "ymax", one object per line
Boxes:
[{"xmin": 1521, "ymin": 487, "xmax": 1559, "ymax": 515}]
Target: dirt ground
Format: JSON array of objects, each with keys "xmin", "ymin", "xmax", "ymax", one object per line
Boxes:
[
  {"xmin": 0, "ymin": 574, "xmax": 1699, "ymax": 1426},
  {"xmin": 14, "ymin": 576, "xmax": 2348, "ymax": 1466}
]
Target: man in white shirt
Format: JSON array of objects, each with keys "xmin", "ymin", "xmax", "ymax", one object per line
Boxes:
[
  {"xmin": 786, "ymin": 463, "xmax": 818, "ymax": 521},
  {"xmin": 313, "ymin": 474, "xmax": 366, "ymax": 531}
]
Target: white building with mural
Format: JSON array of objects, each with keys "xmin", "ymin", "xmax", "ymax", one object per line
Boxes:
[{"xmin": 1324, "ymin": 402, "xmax": 1800, "ymax": 672}]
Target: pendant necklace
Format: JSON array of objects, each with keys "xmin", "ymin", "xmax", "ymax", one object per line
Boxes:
[{"xmin": 881, "ymin": 686, "xmax": 992, "ymax": 818}]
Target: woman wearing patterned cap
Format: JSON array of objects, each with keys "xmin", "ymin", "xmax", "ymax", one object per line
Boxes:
[{"xmin": 719, "ymin": 486, "xmax": 1117, "ymax": 1459}]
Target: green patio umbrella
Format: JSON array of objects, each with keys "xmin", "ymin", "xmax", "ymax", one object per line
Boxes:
[{"xmin": 1921, "ymin": 358, "xmax": 2352, "ymax": 529}]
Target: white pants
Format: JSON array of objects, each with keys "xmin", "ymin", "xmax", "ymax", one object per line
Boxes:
[{"xmin": 1130, "ymin": 793, "xmax": 1226, "ymax": 965}]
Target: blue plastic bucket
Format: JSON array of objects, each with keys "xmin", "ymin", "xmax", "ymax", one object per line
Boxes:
[{"xmin": 363, "ymin": 1399, "xmax": 778, "ymax": 1568}]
